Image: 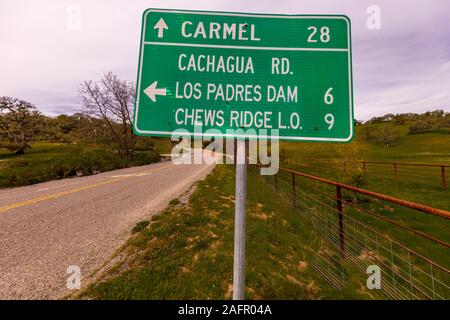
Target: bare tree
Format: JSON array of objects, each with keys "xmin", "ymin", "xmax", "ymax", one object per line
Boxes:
[
  {"xmin": 360, "ymin": 125, "xmax": 374, "ymax": 141},
  {"xmin": 374, "ymin": 125, "xmax": 400, "ymax": 147},
  {"xmin": 79, "ymin": 72, "xmax": 136, "ymax": 159},
  {"xmin": 0, "ymin": 96, "xmax": 40, "ymax": 154}
]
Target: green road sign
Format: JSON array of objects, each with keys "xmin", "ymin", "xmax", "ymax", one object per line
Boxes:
[{"xmin": 133, "ymin": 9, "xmax": 354, "ymax": 141}]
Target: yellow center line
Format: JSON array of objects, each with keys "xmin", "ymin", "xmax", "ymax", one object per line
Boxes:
[{"xmin": 0, "ymin": 163, "xmax": 174, "ymax": 213}]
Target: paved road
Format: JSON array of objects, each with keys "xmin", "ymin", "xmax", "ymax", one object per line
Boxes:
[{"xmin": 0, "ymin": 160, "xmax": 214, "ymax": 299}]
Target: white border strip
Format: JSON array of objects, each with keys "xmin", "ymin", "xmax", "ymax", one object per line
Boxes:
[
  {"xmin": 134, "ymin": 9, "xmax": 353, "ymax": 142},
  {"xmin": 144, "ymin": 41, "xmax": 349, "ymax": 52},
  {"xmin": 145, "ymin": 9, "xmax": 349, "ymax": 20}
]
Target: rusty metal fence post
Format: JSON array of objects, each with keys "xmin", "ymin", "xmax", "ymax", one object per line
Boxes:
[
  {"xmin": 274, "ymin": 173, "xmax": 278, "ymax": 192},
  {"xmin": 393, "ymin": 163, "xmax": 399, "ymax": 182},
  {"xmin": 441, "ymin": 166, "xmax": 446, "ymax": 191},
  {"xmin": 292, "ymin": 173, "xmax": 296, "ymax": 209},
  {"xmin": 336, "ymin": 186, "xmax": 345, "ymax": 258}
]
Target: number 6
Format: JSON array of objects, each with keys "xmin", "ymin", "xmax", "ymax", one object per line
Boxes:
[
  {"xmin": 324, "ymin": 87, "xmax": 334, "ymax": 105},
  {"xmin": 325, "ymin": 113, "xmax": 334, "ymax": 130}
]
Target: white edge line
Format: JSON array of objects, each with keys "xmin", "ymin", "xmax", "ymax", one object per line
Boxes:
[
  {"xmin": 134, "ymin": 9, "xmax": 353, "ymax": 142},
  {"xmin": 130, "ymin": 130, "xmax": 350, "ymax": 141},
  {"xmin": 145, "ymin": 9, "xmax": 350, "ymax": 20},
  {"xmin": 144, "ymin": 41, "xmax": 348, "ymax": 52}
]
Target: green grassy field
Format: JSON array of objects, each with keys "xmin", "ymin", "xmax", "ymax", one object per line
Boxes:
[
  {"xmin": 279, "ymin": 123, "xmax": 450, "ymax": 210},
  {"xmin": 137, "ymin": 137, "xmax": 173, "ymax": 155},
  {"xmin": 79, "ymin": 165, "xmax": 379, "ymax": 300},
  {"xmin": 261, "ymin": 169, "xmax": 449, "ymax": 298},
  {"xmin": 0, "ymin": 142, "xmax": 76, "ymax": 159},
  {"xmin": 0, "ymin": 141, "xmax": 161, "ymax": 188},
  {"xmin": 281, "ymin": 123, "xmax": 450, "ymax": 164}
]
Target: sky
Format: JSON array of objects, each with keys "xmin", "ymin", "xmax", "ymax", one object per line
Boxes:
[{"xmin": 0, "ymin": 0, "xmax": 449, "ymax": 120}]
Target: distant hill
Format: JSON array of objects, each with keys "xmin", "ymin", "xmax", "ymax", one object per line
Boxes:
[{"xmin": 280, "ymin": 110, "xmax": 450, "ymax": 165}]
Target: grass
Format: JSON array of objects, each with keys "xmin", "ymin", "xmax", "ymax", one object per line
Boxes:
[
  {"xmin": 0, "ymin": 142, "xmax": 160, "ymax": 188},
  {"xmin": 79, "ymin": 165, "xmax": 377, "ymax": 300},
  {"xmin": 266, "ymin": 170, "xmax": 449, "ymax": 257},
  {"xmin": 363, "ymin": 125, "xmax": 450, "ymax": 163},
  {"xmin": 169, "ymin": 198, "xmax": 181, "ymax": 206},
  {"xmin": 77, "ymin": 122, "xmax": 450, "ymax": 300},
  {"xmin": 131, "ymin": 220, "xmax": 150, "ymax": 234},
  {"xmin": 279, "ymin": 123, "xmax": 450, "ymax": 210},
  {"xmin": 280, "ymin": 123, "xmax": 450, "ymax": 164},
  {"xmin": 150, "ymin": 137, "xmax": 173, "ymax": 155}
]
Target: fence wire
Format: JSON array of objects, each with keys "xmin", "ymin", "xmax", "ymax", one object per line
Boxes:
[
  {"xmin": 282, "ymin": 159, "xmax": 449, "ymax": 198},
  {"xmin": 255, "ymin": 166, "xmax": 450, "ymax": 300}
]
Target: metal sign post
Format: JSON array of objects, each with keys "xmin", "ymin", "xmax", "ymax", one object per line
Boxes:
[
  {"xmin": 233, "ymin": 139, "xmax": 247, "ymax": 300},
  {"xmin": 132, "ymin": 8, "xmax": 354, "ymax": 301}
]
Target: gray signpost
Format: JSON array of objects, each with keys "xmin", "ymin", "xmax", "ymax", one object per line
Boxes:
[
  {"xmin": 233, "ymin": 139, "xmax": 247, "ymax": 299},
  {"xmin": 134, "ymin": 8, "xmax": 353, "ymax": 300}
]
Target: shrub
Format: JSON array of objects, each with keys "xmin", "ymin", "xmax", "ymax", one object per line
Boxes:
[
  {"xmin": 374, "ymin": 126, "xmax": 400, "ymax": 147},
  {"xmin": 132, "ymin": 220, "xmax": 150, "ymax": 234},
  {"xmin": 346, "ymin": 170, "xmax": 369, "ymax": 189},
  {"xmin": 0, "ymin": 148, "xmax": 160, "ymax": 188}
]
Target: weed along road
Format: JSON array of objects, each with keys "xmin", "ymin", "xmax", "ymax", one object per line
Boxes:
[{"xmin": 0, "ymin": 159, "xmax": 215, "ymax": 299}]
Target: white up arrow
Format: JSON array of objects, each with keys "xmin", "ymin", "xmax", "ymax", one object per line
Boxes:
[
  {"xmin": 144, "ymin": 81, "xmax": 167, "ymax": 102},
  {"xmin": 154, "ymin": 18, "xmax": 168, "ymax": 38}
]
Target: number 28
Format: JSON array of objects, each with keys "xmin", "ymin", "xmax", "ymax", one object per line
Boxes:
[{"xmin": 307, "ymin": 26, "xmax": 330, "ymax": 43}]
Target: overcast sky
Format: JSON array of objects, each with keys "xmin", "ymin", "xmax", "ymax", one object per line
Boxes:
[{"xmin": 0, "ymin": 0, "xmax": 449, "ymax": 120}]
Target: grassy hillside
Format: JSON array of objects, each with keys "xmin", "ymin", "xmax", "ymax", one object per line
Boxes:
[
  {"xmin": 360, "ymin": 124, "xmax": 450, "ymax": 163},
  {"xmin": 279, "ymin": 123, "xmax": 450, "ymax": 210},
  {"xmin": 281, "ymin": 123, "xmax": 450, "ymax": 164}
]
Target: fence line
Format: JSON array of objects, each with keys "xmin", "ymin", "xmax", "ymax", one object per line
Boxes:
[
  {"xmin": 279, "ymin": 167, "xmax": 450, "ymax": 220},
  {"xmin": 283, "ymin": 158, "xmax": 449, "ymax": 191},
  {"xmin": 256, "ymin": 165, "xmax": 450, "ymax": 300}
]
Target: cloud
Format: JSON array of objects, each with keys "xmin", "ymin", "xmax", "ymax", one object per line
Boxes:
[
  {"xmin": 0, "ymin": 0, "xmax": 449, "ymax": 119},
  {"xmin": 357, "ymin": 61, "xmax": 450, "ymax": 118}
]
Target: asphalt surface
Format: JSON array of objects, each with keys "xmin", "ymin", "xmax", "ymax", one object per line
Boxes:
[{"xmin": 0, "ymin": 160, "xmax": 214, "ymax": 299}]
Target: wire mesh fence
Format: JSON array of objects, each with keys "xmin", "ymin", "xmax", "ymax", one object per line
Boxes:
[
  {"xmin": 255, "ymin": 165, "xmax": 450, "ymax": 300},
  {"xmin": 281, "ymin": 158, "xmax": 450, "ymax": 211}
]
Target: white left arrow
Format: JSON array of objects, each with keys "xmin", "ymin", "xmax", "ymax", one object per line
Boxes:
[
  {"xmin": 154, "ymin": 17, "xmax": 168, "ymax": 38},
  {"xmin": 144, "ymin": 81, "xmax": 167, "ymax": 102}
]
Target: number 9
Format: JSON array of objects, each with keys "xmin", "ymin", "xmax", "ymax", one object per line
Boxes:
[{"xmin": 325, "ymin": 113, "xmax": 334, "ymax": 130}]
